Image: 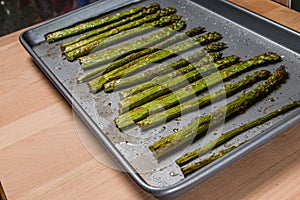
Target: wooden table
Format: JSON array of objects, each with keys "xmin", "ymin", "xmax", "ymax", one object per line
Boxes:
[{"xmin": 1, "ymin": 0, "xmax": 300, "ymax": 199}]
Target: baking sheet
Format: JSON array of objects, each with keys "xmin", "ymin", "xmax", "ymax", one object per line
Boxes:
[{"xmin": 20, "ymin": 0, "xmax": 300, "ymax": 198}]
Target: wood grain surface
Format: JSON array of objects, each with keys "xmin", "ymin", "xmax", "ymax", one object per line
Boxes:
[{"xmin": 1, "ymin": 0, "xmax": 300, "ymax": 199}]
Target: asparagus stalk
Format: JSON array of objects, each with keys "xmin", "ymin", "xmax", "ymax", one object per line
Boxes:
[
  {"xmin": 104, "ymin": 52, "xmax": 223, "ymax": 93},
  {"xmin": 64, "ymin": 8, "xmax": 178, "ymax": 61},
  {"xmin": 116, "ymin": 43, "xmax": 227, "ymax": 99},
  {"xmin": 76, "ymin": 21, "xmax": 188, "ymax": 83},
  {"xmin": 181, "ymin": 142, "xmax": 244, "ymax": 177},
  {"xmin": 88, "ymin": 32, "xmax": 223, "ymax": 93},
  {"xmin": 118, "ymin": 55, "xmax": 240, "ymax": 112},
  {"xmin": 61, "ymin": 4, "xmax": 160, "ymax": 50},
  {"xmin": 77, "ymin": 25, "xmax": 203, "ymax": 83},
  {"xmin": 118, "ymin": 54, "xmax": 238, "ymax": 100},
  {"xmin": 79, "ymin": 25, "xmax": 205, "ymax": 71},
  {"xmin": 63, "ymin": 9, "xmax": 177, "ymax": 54},
  {"xmin": 64, "ymin": 15, "xmax": 183, "ymax": 57},
  {"xmin": 115, "ymin": 52, "xmax": 281, "ymax": 129},
  {"xmin": 137, "ymin": 70, "xmax": 271, "ymax": 129},
  {"xmin": 148, "ymin": 66, "xmax": 287, "ymax": 159},
  {"xmin": 45, "ymin": 3, "xmax": 160, "ymax": 42},
  {"xmin": 177, "ymin": 100, "xmax": 300, "ymax": 167}
]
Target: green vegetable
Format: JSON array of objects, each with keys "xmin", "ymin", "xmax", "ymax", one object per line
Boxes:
[
  {"xmin": 78, "ymin": 21, "xmax": 190, "ymax": 69},
  {"xmin": 177, "ymin": 100, "xmax": 300, "ymax": 167},
  {"xmin": 88, "ymin": 32, "xmax": 223, "ymax": 93},
  {"xmin": 76, "ymin": 21, "xmax": 190, "ymax": 84},
  {"xmin": 115, "ymin": 52, "xmax": 281, "ymax": 129},
  {"xmin": 65, "ymin": 8, "xmax": 179, "ymax": 61},
  {"xmin": 45, "ymin": 3, "xmax": 160, "ymax": 42},
  {"xmin": 138, "ymin": 70, "xmax": 271, "ymax": 128},
  {"xmin": 61, "ymin": 4, "xmax": 161, "ymax": 50},
  {"xmin": 63, "ymin": 10, "xmax": 179, "ymax": 54},
  {"xmin": 118, "ymin": 55, "xmax": 240, "ymax": 112},
  {"xmin": 104, "ymin": 52, "xmax": 223, "ymax": 93},
  {"xmin": 181, "ymin": 142, "xmax": 244, "ymax": 177},
  {"xmin": 116, "ymin": 42, "xmax": 227, "ymax": 99},
  {"xmin": 148, "ymin": 66, "xmax": 287, "ymax": 159}
]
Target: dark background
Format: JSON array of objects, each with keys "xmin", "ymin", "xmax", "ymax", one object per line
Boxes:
[
  {"xmin": 291, "ymin": 0, "xmax": 300, "ymax": 12},
  {"xmin": 1, "ymin": 0, "xmax": 299, "ymax": 36},
  {"xmin": 0, "ymin": 0, "xmax": 100, "ymax": 36}
]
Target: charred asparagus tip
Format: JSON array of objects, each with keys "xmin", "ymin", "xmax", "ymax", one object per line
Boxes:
[
  {"xmin": 148, "ymin": 65, "xmax": 287, "ymax": 159},
  {"xmin": 180, "ymin": 100, "xmax": 300, "ymax": 176}
]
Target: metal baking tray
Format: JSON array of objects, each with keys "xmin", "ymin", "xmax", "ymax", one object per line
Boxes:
[{"xmin": 20, "ymin": 0, "xmax": 300, "ymax": 199}]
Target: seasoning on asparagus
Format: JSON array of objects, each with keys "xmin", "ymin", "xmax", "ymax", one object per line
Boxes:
[
  {"xmin": 61, "ymin": 4, "xmax": 161, "ymax": 50},
  {"xmin": 64, "ymin": 15, "xmax": 183, "ymax": 57},
  {"xmin": 104, "ymin": 52, "xmax": 223, "ymax": 92},
  {"xmin": 76, "ymin": 22, "xmax": 190, "ymax": 84},
  {"xmin": 115, "ymin": 52, "xmax": 281, "ymax": 129},
  {"xmin": 118, "ymin": 54, "xmax": 238, "ymax": 98},
  {"xmin": 88, "ymin": 32, "xmax": 223, "ymax": 93},
  {"xmin": 63, "ymin": 11, "xmax": 180, "ymax": 54},
  {"xmin": 64, "ymin": 8, "xmax": 178, "ymax": 61},
  {"xmin": 79, "ymin": 25, "xmax": 205, "ymax": 72},
  {"xmin": 148, "ymin": 66, "xmax": 287, "ymax": 159},
  {"xmin": 138, "ymin": 70, "xmax": 271, "ymax": 129},
  {"xmin": 181, "ymin": 142, "xmax": 244, "ymax": 177},
  {"xmin": 177, "ymin": 100, "xmax": 300, "ymax": 167},
  {"xmin": 118, "ymin": 42, "xmax": 227, "ymax": 99},
  {"xmin": 118, "ymin": 55, "xmax": 240, "ymax": 112},
  {"xmin": 45, "ymin": 3, "xmax": 160, "ymax": 42}
]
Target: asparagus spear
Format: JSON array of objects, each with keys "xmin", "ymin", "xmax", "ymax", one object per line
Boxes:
[
  {"xmin": 115, "ymin": 52, "xmax": 281, "ymax": 129},
  {"xmin": 148, "ymin": 66, "xmax": 287, "ymax": 159},
  {"xmin": 117, "ymin": 42, "xmax": 227, "ymax": 99},
  {"xmin": 88, "ymin": 32, "xmax": 223, "ymax": 93},
  {"xmin": 64, "ymin": 8, "xmax": 178, "ymax": 61},
  {"xmin": 64, "ymin": 15, "xmax": 183, "ymax": 57},
  {"xmin": 45, "ymin": 3, "xmax": 160, "ymax": 42},
  {"xmin": 118, "ymin": 55, "xmax": 240, "ymax": 112},
  {"xmin": 118, "ymin": 54, "xmax": 239, "ymax": 99},
  {"xmin": 136, "ymin": 52, "xmax": 281, "ymax": 123},
  {"xmin": 63, "ymin": 8, "xmax": 175, "ymax": 53},
  {"xmin": 77, "ymin": 20, "xmax": 191, "ymax": 83},
  {"xmin": 181, "ymin": 142, "xmax": 244, "ymax": 177},
  {"xmin": 61, "ymin": 4, "xmax": 160, "ymax": 50},
  {"xmin": 79, "ymin": 25, "xmax": 205, "ymax": 71},
  {"xmin": 177, "ymin": 100, "xmax": 300, "ymax": 167},
  {"xmin": 137, "ymin": 70, "xmax": 271, "ymax": 129},
  {"xmin": 116, "ymin": 42, "xmax": 227, "ymax": 99},
  {"xmin": 104, "ymin": 52, "xmax": 223, "ymax": 92},
  {"xmin": 77, "ymin": 25, "xmax": 203, "ymax": 83}
]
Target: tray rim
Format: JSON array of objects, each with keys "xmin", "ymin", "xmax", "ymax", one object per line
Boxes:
[{"xmin": 19, "ymin": 0, "xmax": 300, "ymax": 199}]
